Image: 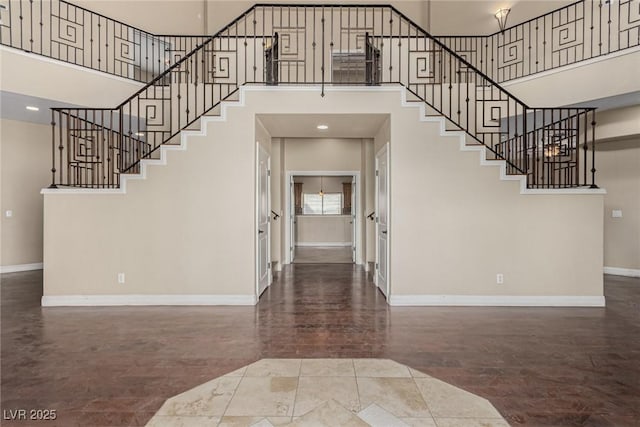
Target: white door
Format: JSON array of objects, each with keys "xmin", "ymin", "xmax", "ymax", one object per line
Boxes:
[
  {"xmin": 351, "ymin": 177, "xmax": 357, "ymax": 263},
  {"xmin": 257, "ymin": 144, "xmax": 271, "ymax": 297},
  {"xmin": 375, "ymin": 144, "xmax": 389, "ymax": 297},
  {"xmin": 289, "ymin": 175, "xmax": 296, "ymax": 262}
]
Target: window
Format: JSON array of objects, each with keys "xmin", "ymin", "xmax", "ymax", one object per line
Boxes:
[
  {"xmin": 322, "ymin": 193, "xmax": 342, "ymax": 215},
  {"xmin": 302, "ymin": 193, "xmax": 343, "ymax": 215}
]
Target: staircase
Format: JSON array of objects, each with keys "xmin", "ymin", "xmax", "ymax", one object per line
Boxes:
[{"xmin": 40, "ymin": 4, "xmax": 598, "ymax": 190}]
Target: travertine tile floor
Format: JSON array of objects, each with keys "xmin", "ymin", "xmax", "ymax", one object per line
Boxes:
[{"xmin": 146, "ymin": 359, "xmax": 509, "ymax": 427}]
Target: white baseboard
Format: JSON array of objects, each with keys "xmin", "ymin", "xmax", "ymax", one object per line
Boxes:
[
  {"xmin": 604, "ymin": 267, "xmax": 640, "ymax": 278},
  {"xmin": 389, "ymin": 295, "xmax": 606, "ymax": 307},
  {"xmin": 296, "ymin": 242, "xmax": 352, "ymax": 247},
  {"xmin": 41, "ymin": 294, "xmax": 257, "ymax": 307},
  {"xmin": 0, "ymin": 263, "xmax": 43, "ymax": 273}
]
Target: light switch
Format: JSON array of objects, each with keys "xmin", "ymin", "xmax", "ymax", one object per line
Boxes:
[
  {"xmin": 612, "ymin": 210, "xmax": 623, "ymax": 218},
  {"xmin": 5, "ymin": 210, "xmax": 12, "ymax": 218}
]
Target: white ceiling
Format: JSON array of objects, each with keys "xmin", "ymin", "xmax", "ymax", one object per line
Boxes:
[
  {"xmin": 257, "ymin": 113, "xmax": 389, "ymax": 138},
  {"xmin": 1, "ymin": 91, "xmax": 82, "ymax": 125}
]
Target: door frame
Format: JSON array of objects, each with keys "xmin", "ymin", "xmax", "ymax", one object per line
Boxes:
[
  {"xmin": 351, "ymin": 176, "xmax": 357, "ymax": 263},
  {"xmin": 284, "ymin": 170, "xmax": 362, "ymax": 266},
  {"xmin": 375, "ymin": 143, "xmax": 390, "ymax": 297},
  {"xmin": 256, "ymin": 142, "xmax": 272, "ymax": 298},
  {"xmin": 289, "ymin": 174, "xmax": 296, "ymax": 263}
]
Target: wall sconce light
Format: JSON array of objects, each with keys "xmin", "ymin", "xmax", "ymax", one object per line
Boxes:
[{"xmin": 495, "ymin": 8, "xmax": 511, "ymax": 32}]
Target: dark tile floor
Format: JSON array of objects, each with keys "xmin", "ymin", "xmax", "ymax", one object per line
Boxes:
[
  {"xmin": 1, "ymin": 266, "xmax": 639, "ymax": 427},
  {"xmin": 292, "ymin": 246, "xmax": 353, "ymax": 263}
]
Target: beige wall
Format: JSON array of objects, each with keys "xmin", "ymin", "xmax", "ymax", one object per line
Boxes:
[
  {"xmin": 390, "ymin": 105, "xmax": 603, "ymax": 297},
  {"xmin": 296, "ymin": 215, "xmax": 352, "ymax": 245},
  {"xmin": 596, "ymin": 137, "xmax": 640, "ymax": 270},
  {"xmin": 1, "ymin": 119, "xmax": 50, "ymax": 267},
  {"xmin": 71, "ymin": 0, "xmax": 577, "ymax": 38},
  {"xmin": 374, "ymin": 117, "xmax": 390, "ymax": 153},
  {"xmin": 73, "ymin": 0, "xmax": 207, "ymax": 35},
  {"xmin": 596, "ymin": 106, "xmax": 640, "ymax": 143},
  {"xmin": 295, "ymin": 176, "xmax": 350, "ymax": 194},
  {"xmin": 206, "ymin": 1, "xmax": 430, "ymax": 35},
  {"xmin": 44, "ymin": 103, "xmax": 256, "ymax": 297},
  {"xmin": 430, "ymin": 1, "xmax": 577, "ymax": 35},
  {"xmin": 42, "ymin": 88, "xmax": 604, "ymax": 304},
  {"xmin": 284, "ymin": 138, "xmax": 363, "ymax": 172},
  {"xmin": 5, "ymin": 0, "xmax": 579, "ymax": 41},
  {"xmin": 256, "ymin": 117, "xmax": 271, "ymax": 153}
]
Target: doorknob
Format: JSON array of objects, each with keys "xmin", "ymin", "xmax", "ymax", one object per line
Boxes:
[
  {"xmin": 258, "ymin": 229, "xmax": 265, "ymax": 234},
  {"xmin": 381, "ymin": 230, "xmax": 387, "ymax": 234}
]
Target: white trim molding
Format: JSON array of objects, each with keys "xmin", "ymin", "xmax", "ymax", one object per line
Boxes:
[
  {"xmin": 389, "ymin": 295, "xmax": 606, "ymax": 307},
  {"xmin": 296, "ymin": 242, "xmax": 352, "ymax": 247},
  {"xmin": 41, "ymin": 294, "xmax": 258, "ymax": 307},
  {"xmin": 0, "ymin": 263, "xmax": 44, "ymax": 273},
  {"xmin": 604, "ymin": 267, "xmax": 640, "ymax": 278}
]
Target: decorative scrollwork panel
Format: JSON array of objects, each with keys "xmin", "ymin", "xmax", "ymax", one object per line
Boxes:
[{"xmin": 498, "ymin": 39, "xmax": 524, "ymax": 69}]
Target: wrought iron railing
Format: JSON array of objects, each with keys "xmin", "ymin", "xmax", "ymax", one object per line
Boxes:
[
  {"xmin": 50, "ymin": 4, "xmax": 597, "ymax": 189},
  {"xmin": 0, "ymin": 0, "xmax": 208, "ymax": 82},
  {"xmin": 437, "ymin": 0, "xmax": 639, "ymax": 83},
  {"xmin": 494, "ymin": 108, "xmax": 596, "ymax": 188}
]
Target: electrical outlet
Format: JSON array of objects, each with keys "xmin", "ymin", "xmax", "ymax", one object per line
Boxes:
[
  {"xmin": 117, "ymin": 273, "xmax": 125, "ymax": 284},
  {"xmin": 612, "ymin": 210, "xmax": 623, "ymax": 218},
  {"xmin": 5, "ymin": 210, "xmax": 12, "ymax": 218},
  {"xmin": 496, "ymin": 273, "xmax": 504, "ymax": 284}
]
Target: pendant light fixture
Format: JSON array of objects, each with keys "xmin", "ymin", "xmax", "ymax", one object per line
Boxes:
[{"xmin": 319, "ymin": 176, "xmax": 324, "ymax": 196}]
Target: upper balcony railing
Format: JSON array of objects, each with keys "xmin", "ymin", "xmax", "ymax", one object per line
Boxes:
[
  {"xmin": 437, "ymin": 0, "xmax": 640, "ymax": 83},
  {"xmin": 48, "ymin": 4, "xmax": 597, "ymax": 190},
  {"xmin": 0, "ymin": 0, "xmax": 208, "ymax": 82}
]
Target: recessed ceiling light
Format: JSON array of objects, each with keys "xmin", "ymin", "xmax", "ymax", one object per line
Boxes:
[
  {"xmin": 135, "ymin": 132, "xmax": 144, "ymax": 136},
  {"xmin": 26, "ymin": 106, "xmax": 39, "ymax": 111},
  {"xmin": 317, "ymin": 124, "xmax": 328, "ymax": 130}
]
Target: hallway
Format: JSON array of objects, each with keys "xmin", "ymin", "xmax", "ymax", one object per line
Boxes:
[
  {"xmin": 1, "ymin": 266, "xmax": 639, "ymax": 426},
  {"xmin": 292, "ymin": 246, "xmax": 353, "ymax": 264}
]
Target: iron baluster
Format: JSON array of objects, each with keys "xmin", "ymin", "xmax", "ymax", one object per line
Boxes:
[{"xmin": 43, "ymin": 4, "xmax": 599, "ymax": 189}]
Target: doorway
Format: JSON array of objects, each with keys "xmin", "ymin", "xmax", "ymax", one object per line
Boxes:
[{"xmin": 285, "ymin": 171, "xmax": 361, "ymax": 266}]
